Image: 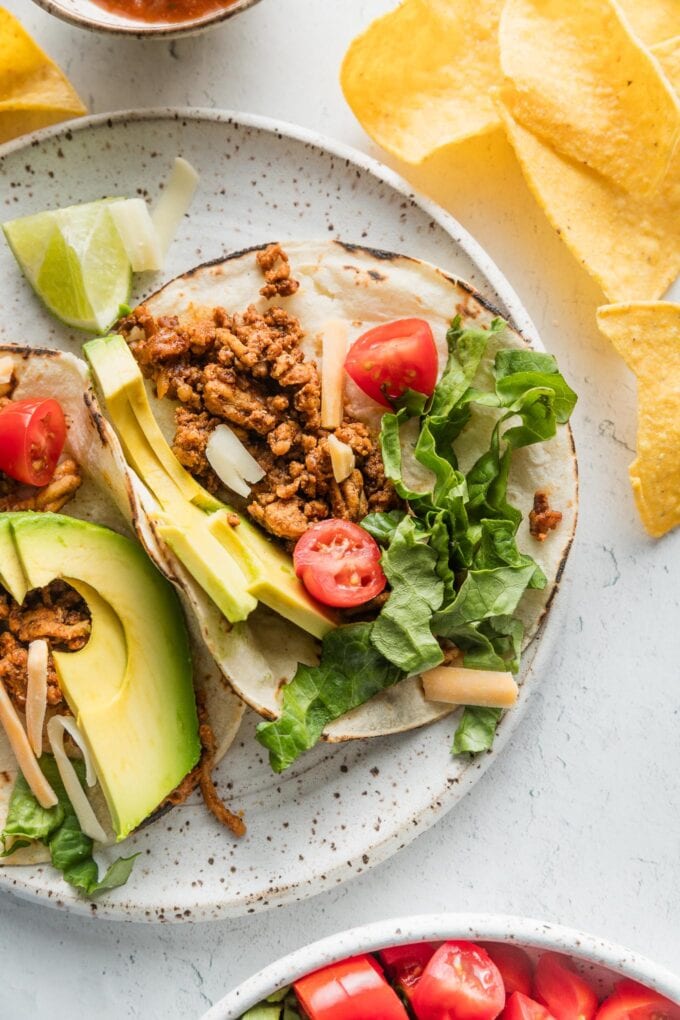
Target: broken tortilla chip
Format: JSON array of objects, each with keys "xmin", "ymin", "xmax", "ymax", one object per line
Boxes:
[
  {"xmin": 499, "ymin": 0, "xmax": 680, "ymax": 200},
  {"xmin": 0, "ymin": 8, "xmax": 86, "ymax": 144},
  {"xmin": 596, "ymin": 303, "xmax": 680, "ymax": 538},
  {"xmin": 340, "ymin": 0, "xmax": 503, "ymax": 165},
  {"xmin": 617, "ymin": 0, "xmax": 680, "ymax": 46},
  {"xmin": 495, "ymin": 89, "xmax": 680, "ymax": 303}
]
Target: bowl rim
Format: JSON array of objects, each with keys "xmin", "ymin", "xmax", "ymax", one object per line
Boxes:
[
  {"xmin": 201, "ymin": 913, "xmax": 680, "ymax": 1019},
  {"xmin": 29, "ymin": 0, "xmax": 263, "ymax": 37}
]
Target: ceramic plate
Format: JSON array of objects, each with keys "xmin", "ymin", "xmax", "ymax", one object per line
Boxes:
[{"xmin": 0, "ymin": 110, "xmax": 574, "ymax": 921}]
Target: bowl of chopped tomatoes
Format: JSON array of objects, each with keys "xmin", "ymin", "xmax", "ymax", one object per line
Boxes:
[{"xmin": 202, "ymin": 914, "xmax": 680, "ymax": 1020}]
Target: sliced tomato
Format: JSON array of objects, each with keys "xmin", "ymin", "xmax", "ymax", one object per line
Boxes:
[
  {"xmin": 0, "ymin": 398, "xmax": 66, "ymax": 487},
  {"xmin": 596, "ymin": 980, "xmax": 680, "ymax": 1020},
  {"xmin": 504, "ymin": 992, "xmax": 557, "ymax": 1020},
  {"xmin": 293, "ymin": 519, "xmax": 386, "ymax": 608},
  {"xmin": 481, "ymin": 944, "xmax": 533, "ymax": 997},
  {"xmin": 345, "ymin": 318, "xmax": 438, "ymax": 408},
  {"xmin": 379, "ymin": 942, "xmax": 439, "ymax": 999},
  {"xmin": 411, "ymin": 940, "xmax": 506, "ymax": 1020},
  {"xmin": 533, "ymin": 953, "xmax": 598, "ymax": 1020},
  {"xmin": 293, "ymin": 953, "xmax": 408, "ymax": 1020}
]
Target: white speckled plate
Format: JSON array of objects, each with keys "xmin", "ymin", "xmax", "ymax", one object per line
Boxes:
[
  {"xmin": 204, "ymin": 914, "xmax": 680, "ymax": 1019},
  {"xmin": 0, "ymin": 110, "xmax": 575, "ymax": 922}
]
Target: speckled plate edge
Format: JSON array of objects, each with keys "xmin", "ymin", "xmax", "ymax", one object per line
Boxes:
[
  {"xmin": 204, "ymin": 914, "xmax": 680, "ymax": 1019},
  {"xmin": 0, "ymin": 110, "xmax": 575, "ymax": 923}
]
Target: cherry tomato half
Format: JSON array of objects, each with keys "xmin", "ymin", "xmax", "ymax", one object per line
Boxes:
[
  {"xmin": 411, "ymin": 940, "xmax": 506, "ymax": 1020},
  {"xmin": 293, "ymin": 519, "xmax": 386, "ymax": 608},
  {"xmin": 379, "ymin": 942, "xmax": 439, "ymax": 999},
  {"xmin": 0, "ymin": 398, "xmax": 66, "ymax": 487},
  {"xmin": 533, "ymin": 953, "xmax": 598, "ymax": 1020},
  {"xmin": 504, "ymin": 992, "xmax": 557, "ymax": 1020},
  {"xmin": 293, "ymin": 953, "xmax": 408, "ymax": 1020},
  {"xmin": 481, "ymin": 945, "xmax": 534, "ymax": 997},
  {"xmin": 596, "ymin": 980, "xmax": 680, "ymax": 1020},
  {"xmin": 345, "ymin": 318, "xmax": 438, "ymax": 408}
]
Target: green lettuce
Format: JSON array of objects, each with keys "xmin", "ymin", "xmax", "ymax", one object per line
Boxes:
[
  {"xmin": 452, "ymin": 707, "xmax": 502, "ymax": 754},
  {"xmin": 1, "ymin": 756, "xmax": 137, "ymax": 896}
]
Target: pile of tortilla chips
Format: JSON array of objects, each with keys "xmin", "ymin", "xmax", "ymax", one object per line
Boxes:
[
  {"xmin": 341, "ymin": 0, "xmax": 680, "ymax": 303},
  {"xmin": 0, "ymin": 7, "xmax": 86, "ymax": 144}
]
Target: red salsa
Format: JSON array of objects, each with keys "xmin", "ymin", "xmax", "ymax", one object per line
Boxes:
[{"xmin": 91, "ymin": 0, "xmax": 238, "ymax": 23}]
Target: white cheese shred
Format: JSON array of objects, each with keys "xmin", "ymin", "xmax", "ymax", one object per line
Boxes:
[
  {"xmin": 0, "ymin": 679, "xmax": 57, "ymax": 809},
  {"xmin": 321, "ymin": 320, "xmax": 348, "ymax": 429},
  {"xmin": 421, "ymin": 666, "xmax": 519, "ymax": 708},
  {"xmin": 206, "ymin": 423, "xmax": 265, "ymax": 498},
  {"xmin": 151, "ymin": 156, "xmax": 200, "ymax": 258},
  {"xmin": 328, "ymin": 433, "xmax": 356, "ymax": 482},
  {"xmin": 109, "ymin": 198, "xmax": 164, "ymax": 273},
  {"xmin": 47, "ymin": 715, "xmax": 107, "ymax": 843},
  {"xmin": 25, "ymin": 639, "xmax": 49, "ymax": 757}
]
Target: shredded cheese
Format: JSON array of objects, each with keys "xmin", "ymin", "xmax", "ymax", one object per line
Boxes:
[
  {"xmin": 25, "ymin": 639, "xmax": 48, "ymax": 757},
  {"xmin": 0, "ymin": 355, "xmax": 14, "ymax": 386},
  {"xmin": 328, "ymin": 433, "xmax": 356, "ymax": 482},
  {"xmin": 206, "ymin": 423, "xmax": 265, "ymax": 498},
  {"xmin": 0, "ymin": 679, "xmax": 57, "ymax": 808},
  {"xmin": 321, "ymin": 320, "xmax": 348, "ymax": 429},
  {"xmin": 47, "ymin": 715, "xmax": 107, "ymax": 843},
  {"xmin": 151, "ymin": 156, "xmax": 199, "ymax": 258},
  {"xmin": 109, "ymin": 198, "xmax": 163, "ymax": 272},
  {"xmin": 421, "ymin": 666, "xmax": 519, "ymax": 708}
]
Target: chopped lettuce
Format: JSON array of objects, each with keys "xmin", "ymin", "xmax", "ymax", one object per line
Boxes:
[
  {"xmin": 452, "ymin": 706, "xmax": 503, "ymax": 754},
  {"xmin": 1, "ymin": 755, "xmax": 137, "ymax": 896}
]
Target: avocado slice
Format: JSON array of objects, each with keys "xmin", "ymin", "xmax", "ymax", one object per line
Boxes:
[
  {"xmin": 0, "ymin": 515, "xmax": 27, "ymax": 603},
  {"xmin": 85, "ymin": 334, "xmax": 336, "ymax": 640},
  {"xmin": 6, "ymin": 512, "xmax": 200, "ymax": 840}
]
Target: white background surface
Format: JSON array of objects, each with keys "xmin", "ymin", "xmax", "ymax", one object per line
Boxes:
[{"xmin": 1, "ymin": 0, "xmax": 679, "ymax": 1016}]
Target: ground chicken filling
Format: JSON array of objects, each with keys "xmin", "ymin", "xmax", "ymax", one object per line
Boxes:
[{"xmin": 119, "ymin": 249, "xmax": 401, "ymax": 550}]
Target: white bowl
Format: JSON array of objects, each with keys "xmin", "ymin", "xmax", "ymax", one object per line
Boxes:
[
  {"xmin": 202, "ymin": 914, "xmax": 680, "ymax": 1020},
  {"xmin": 30, "ymin": 0, "xmax": 263, "ymax": 38}
]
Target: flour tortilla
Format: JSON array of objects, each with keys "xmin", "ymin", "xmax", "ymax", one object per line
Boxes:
[
  {"xmin": 0, "ymin": 347, "xmax": 244, "ymax": 865},
  {"xmin": 132, "ymin": 240, "xmax": 577, "ymax": 741}
]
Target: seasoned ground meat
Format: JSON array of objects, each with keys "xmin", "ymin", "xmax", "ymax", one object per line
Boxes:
[
  {"xmin": 0, "ymin": 581, "xmax": 91, "ymax": 712},
  {"xmin": 0, "ymin": 458, "xmax": 82, "ymax": 514},
  {"xmin": 529, "ymin": 490, "xmax": 562, "ymax": 541},
  {"xmin": 256, "ymin": 242, "xmax": 300, "ymax": 300},
  {"xmin": 120, "ymin": 267, "xmax": 401, "ymax": 548}
]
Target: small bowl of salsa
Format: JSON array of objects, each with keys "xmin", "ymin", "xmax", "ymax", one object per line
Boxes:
[{"xmin": 30, "ymin": 0, "xmax": 263, "ymax": 38}]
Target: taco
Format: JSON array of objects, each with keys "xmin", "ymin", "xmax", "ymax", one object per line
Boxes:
[
  {"xmin": 85, "ymin": 241, "xmax": 578, "ymax": 772},
  {"xmin": 0, "ymin": 346, "xmax": 244, "ymax": 894}
]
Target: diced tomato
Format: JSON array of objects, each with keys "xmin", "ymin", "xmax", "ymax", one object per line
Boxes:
[
  {"xmin": 379, "ymin": 942, "xmax": 439, "ymax": 999},
  {"xmin": 533, "ymin": 953, "xmax": 598, "ymax": 1020},
  {"xmin": 481, "ymin": 944, "xmax": 533, "ymax": 997},
  {"xmin": 0, "ymin": 398, "xmax": 66, "ymax": 487},
  {"xmin": 293, "ymin": 519, "xmax": 386, "ymax": 608},
  {"xmin": 504, "ymin": 992, "xmax": 557, "ymax": 1020},
  {"xmin": 596, "ymin": 980, "xmax": 680, "ymax": 1020},
  {"xmin": 345, "ymin": 318, "xmax": 438, "ymax": 408},
  {"xmin": 411, "ymin": 940, "xmax": 506, "ymax": 1020},
  {"xmin": 293, "ymin": 953, "xmax": 408, "ymax": 1020}
]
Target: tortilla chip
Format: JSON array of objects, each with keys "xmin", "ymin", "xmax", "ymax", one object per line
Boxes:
[
  {"xmin": 496, "ymin": 90, "xmax": 680, "ymax": 302},
  {"xmin": 596, "ymin": 303, "xmax": 680, "ymax": 538},
  {"xmin": 499, "ymin": 0, "xmax": 680, "ymax": 199},
  {"xmin": 0, "ymin": 9, "xmax": 86, "ymax": 144},
  {"xmin": 340, "ymin": 0, "xmax": 503, "ymax": 165},
  {"xmin": 617, "ymin": 0, "xmax": 680, "ymax": 46},
  {"xmin": 654, "ymin": 35, "xmax": 680, "ymax": 94}
]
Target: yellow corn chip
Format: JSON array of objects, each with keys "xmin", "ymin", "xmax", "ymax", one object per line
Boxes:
[
  {"xmin": 499, "ymin": 0, "xmax": 680, "ymax": 199},
  {"xmin": 495, "ymin": 89, "xmax": 680, "ymax": 303},
  {"xmin": 653, "ymin": 35, "xmax": 680, "ymax": 94},
  {"xmin": 596, "ymin": 302, "xmax": 680, "ymax": 537},
  {"xmin": 340, "ymin": 0, "xmax": 503, "ymax": 165},
  {"xmin": 617, "ymin": 0, "xmax": 680, "ymax": 46},
  {"xmin": 0, "ymin": 8, "xmax": 86, "ymax": 144}
]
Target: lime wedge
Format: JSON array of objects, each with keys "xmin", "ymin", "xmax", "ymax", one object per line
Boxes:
[{"xmin": 3, "ymin": 199, "xmax": 132, "ymax": 333}]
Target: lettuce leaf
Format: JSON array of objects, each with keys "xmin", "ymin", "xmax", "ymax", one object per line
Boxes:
[
  {"xmin": 256, "ymin": 623, "xmax": 404, "ymax": 772},
  {"xmin": 1, "ymin": 756, "xmax": 137, "ymax": 896},
  {"xmin": 452, "ymin": 707, "xmax": 502, "ymax": 754}
]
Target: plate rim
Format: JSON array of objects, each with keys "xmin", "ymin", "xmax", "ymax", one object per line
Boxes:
[{"xmin": 0, "ymin": 108, "xmax": 576, "ymax": 922}]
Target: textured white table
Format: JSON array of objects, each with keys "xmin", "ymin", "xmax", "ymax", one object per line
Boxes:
[{"xmin": 1, "ymin": 1, "xmax": 679, "ymax": 1017}]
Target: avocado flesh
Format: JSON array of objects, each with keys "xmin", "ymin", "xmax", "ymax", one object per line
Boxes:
[
  {"xmin": 85, "ymin": 333, "xmax": 337, "ymax": 640},
  {"xmin": 0, "ymin": 515, "xmax": 27, "ymax": 603},
  {"xmin": 7, "ymin": 512, "xmax": 200, "ymax": 840}
]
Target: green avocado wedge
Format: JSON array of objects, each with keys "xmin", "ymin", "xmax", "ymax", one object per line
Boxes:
[{"xmin": 3, "ymin": 512, "xmax": 200, "ymax": 841}]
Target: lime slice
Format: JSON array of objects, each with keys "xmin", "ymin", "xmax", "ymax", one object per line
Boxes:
[{"xmin": 3, "ymin": 199, "xmax": 132, "ymax": 333}]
